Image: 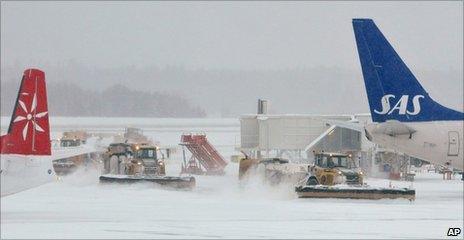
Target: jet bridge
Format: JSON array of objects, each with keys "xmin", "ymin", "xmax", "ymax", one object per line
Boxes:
[{"xmin": 239, "ymin": 114, "xmax": 368, "ymax": 162}]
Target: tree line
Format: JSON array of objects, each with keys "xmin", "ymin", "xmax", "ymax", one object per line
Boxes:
[{"xmin": 1, "ymin": 81, "xmax": 206, "ymax": 118}]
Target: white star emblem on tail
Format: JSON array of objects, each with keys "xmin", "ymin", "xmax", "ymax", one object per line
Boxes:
[{"xmin": 12, "ymin": 93, "xmax": 48, "ymax": 141}]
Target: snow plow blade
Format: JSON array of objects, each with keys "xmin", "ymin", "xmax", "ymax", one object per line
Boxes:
[
  {"xmin": 99, "ymin": 174, "xmax": 196, "ymax": 189},
  {"xmin": 295, "ymin": 185, "xmax": 415, "ymax": 201}
]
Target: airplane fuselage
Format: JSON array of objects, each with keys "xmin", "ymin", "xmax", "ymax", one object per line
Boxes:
[
  {"xmin": 0, "ymin": 154, "xmax": 55, "ymax": 197},
  {"xmin": 366, "ymin": 121, "xmax": 463, "ymax": 170}
]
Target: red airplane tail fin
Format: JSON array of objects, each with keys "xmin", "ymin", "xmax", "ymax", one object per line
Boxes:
[{"xmin": 0, "ymin": 69, "xmax": 51, "ymax": 155}]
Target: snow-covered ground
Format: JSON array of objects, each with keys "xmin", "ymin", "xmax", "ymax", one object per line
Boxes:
[{"xmin": 1, "ymin": 118, "xmax": 463, "ymax": 239}]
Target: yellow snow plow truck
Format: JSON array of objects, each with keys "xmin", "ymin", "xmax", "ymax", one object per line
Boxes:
[
  {"xmin": 306, "ymin": 152, "xmax": 363, "ymax": 186},
  {"xmin": 296, "ymin": 152, "xmax": 415, "ymax": 201},
  {"xmin": 100, "ymin": 143, "xmax": 195, "ymax": 189}
]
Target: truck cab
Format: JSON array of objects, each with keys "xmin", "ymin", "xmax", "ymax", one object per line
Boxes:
[
  {"xmin": 129, "ymin": 144, "xmax": 166, "ymax": 175},
  {"xmin": 307, "ymin": 152, "xmax": 363, "ymax": 186},
  {"xmin": 102, "ymin": 143, "xmax": 165, "ymax": 176},
  {"xmin": 59, "ymin": 131, "xmax": 88, "ymax": 147}
]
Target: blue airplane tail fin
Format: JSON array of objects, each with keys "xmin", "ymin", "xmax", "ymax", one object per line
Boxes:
[{"xmin": 352, "ymin": 18, "xmax": 463, "ymax": 122}]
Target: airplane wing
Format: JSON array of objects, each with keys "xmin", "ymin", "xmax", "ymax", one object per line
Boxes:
[{"xmin": 51, "ymin": 144, "xmax": 98, "ymax": 160}]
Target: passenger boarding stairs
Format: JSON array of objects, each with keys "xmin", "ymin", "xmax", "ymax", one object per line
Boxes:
[{"xmin": 180, "ymin": 134, "xmax": 227, "ymax": 175}]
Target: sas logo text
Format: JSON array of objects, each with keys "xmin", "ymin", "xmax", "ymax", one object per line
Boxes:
[{"xmin": 374, "ymin": 94, "xmax": 424, "ymax": 115}]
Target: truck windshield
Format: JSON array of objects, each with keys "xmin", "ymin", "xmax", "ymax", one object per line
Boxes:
[
  {"xmin": 318, "ymin": 155, "xmax": 350, "ymax": 168},
  {"xmin": 136, "ymin": 149, "xmax": 157, "ymax": 159},
  {"xmin": 331, "ymin": 156, "xmax": 348, "ymax": 168}
]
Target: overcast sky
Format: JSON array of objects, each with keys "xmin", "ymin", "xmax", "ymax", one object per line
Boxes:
[{"xmin": 1, "ymin": 1, "xmax": 462, "ymax": 71}]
